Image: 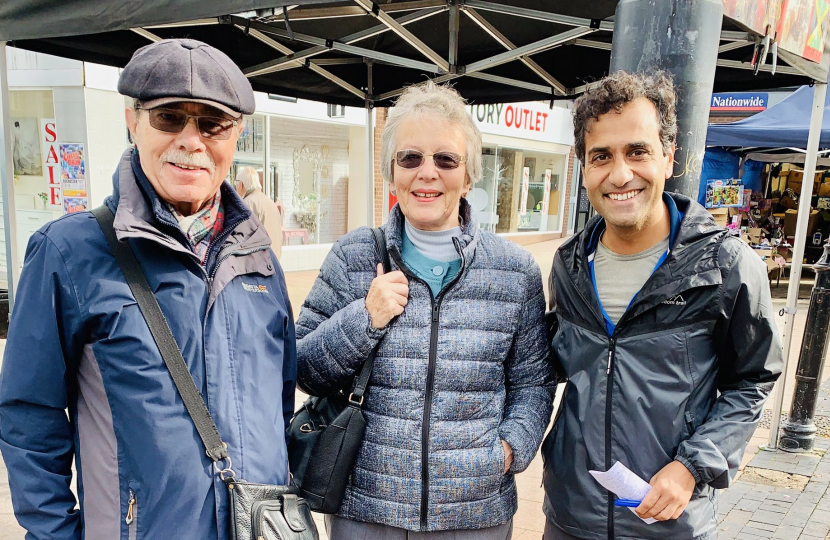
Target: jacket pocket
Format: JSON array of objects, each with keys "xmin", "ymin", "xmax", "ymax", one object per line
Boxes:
[
  {"xmin": 125, "ymin": 486, "xmax": 138, "ymax": 540},
  {"xmin": 684, "ymin": 410, "xmax": 696, "ymax": 436},
  {"xmin": 497, "ymin": 439, "xmax": 506, "ymax": 476}
]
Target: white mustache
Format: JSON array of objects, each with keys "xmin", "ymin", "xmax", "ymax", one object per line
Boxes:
[{"xmin": 160, "ymin": 149, "xmax": 215, "ymax": 174}]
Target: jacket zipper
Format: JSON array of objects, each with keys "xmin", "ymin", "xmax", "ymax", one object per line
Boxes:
[
  {"xmin": 420, "ymin": 299, "xmax": 441, "ymax": 530},
  {"xmin": 390, "ymin": 238, "xmax": 467, "ymax": 531},
  {"xmin": 125, "ymin": 489, "xmax": 137, "ymax": 540},
  {"xmin": 198, "ymin": 244, "xmax": 271, "ymax": 455},
  {"xmin": 605, "ymin": 338, "xmax": 616, "ymax": 540}
]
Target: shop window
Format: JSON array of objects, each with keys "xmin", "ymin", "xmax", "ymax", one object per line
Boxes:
[
  {"xmin": 469, "ymin": 145, "xmax": 567, "ymax": 234},
  {"xmin": 269, "ymin": 116, "xmax": 350, "ymax": 246}
]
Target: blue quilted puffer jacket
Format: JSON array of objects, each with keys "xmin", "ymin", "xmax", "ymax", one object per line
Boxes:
[{"xmin": 296, "ymin": 200, "xmax": 554, "ymax": 532}]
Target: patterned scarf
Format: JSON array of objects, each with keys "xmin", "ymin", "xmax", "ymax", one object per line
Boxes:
[{"xmin": 166, "ymin": 191, "xmax": 225, "ymax": 264}]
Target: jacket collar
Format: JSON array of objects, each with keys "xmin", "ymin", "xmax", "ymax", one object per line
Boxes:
[
  {"xmin": 584, "ymin": 193, "xmax": 683, "ymax": 257},
  {"xmin": 384, "ymin": 197, "xmax": 479, "ymax": 267},
  {"xmin": 570, "ymin": 192, "xmax": 718, "ymax": 269},
  {"xmin": 106, "ymin": 149, "xmax": 268, "ymax": 264},
  {"xmin": 558, "ymin": 192, "xmax": 727, "ymax": 335}
]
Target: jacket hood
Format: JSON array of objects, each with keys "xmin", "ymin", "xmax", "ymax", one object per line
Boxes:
[{"xmin": 554, "ymin": 192, "xmax": 730, "ymax": 333}]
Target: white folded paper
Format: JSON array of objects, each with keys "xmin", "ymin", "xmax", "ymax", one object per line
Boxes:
[{"xmin": 589, "ymin": 461, "xmax": 657, "ymax": 524}]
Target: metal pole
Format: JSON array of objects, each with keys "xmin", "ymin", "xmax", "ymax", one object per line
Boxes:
[
  {"xmin": 0, "ymin": 42, "xmax": 20, "ymax": 310},
  {"xmin": 779, "ymin": 243, "xmax": 830, "ymax": 452},
  {"xmin": 610, "ymin": 0, "xmax": 723, "ymax": 200},
  {"xmin": 264, "ymin": 114, "xmax": 272, "ymax": 199},
  {"xmin": 365, "ymin": 59, "xmax": 375, "ymax": 228},
  {"xmin": 769, "ymin": 82, "xmax": 828, "ymax": 449},
  {"xmin": 365, "ymin": 105, "xmax": 374, "ymax": 227}
]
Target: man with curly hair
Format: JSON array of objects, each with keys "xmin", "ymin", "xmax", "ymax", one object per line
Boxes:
[{"xmin": 542, "ymin": 71, "xmax": 782, "ymax": 539}]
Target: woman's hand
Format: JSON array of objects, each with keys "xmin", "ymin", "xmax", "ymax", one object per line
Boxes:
[
  {"xmin": 502, "ymin": 440, "xmax": 514, "ymax": 474},
  {"xmin": 366, "ymin": 263, "xmax": 409, "ymax": 329}
]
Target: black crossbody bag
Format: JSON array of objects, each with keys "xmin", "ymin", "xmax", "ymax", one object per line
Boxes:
[
  {"xmin": 92, "ymin": 206, "xmax": 317, "ymax": 540},
  {"xmin": 287, "ymin": 227, "xmax": 390, "ymax": 514}
]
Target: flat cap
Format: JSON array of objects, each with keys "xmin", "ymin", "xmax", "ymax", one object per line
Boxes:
[{"xmin": 118, "ymin": 38, "xmax": 255, "ymax": 118}]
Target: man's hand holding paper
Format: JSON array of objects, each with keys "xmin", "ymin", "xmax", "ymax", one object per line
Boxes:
[{"xmin": 635, "ymin": 461, "xmax": 696, "ymax": 521}]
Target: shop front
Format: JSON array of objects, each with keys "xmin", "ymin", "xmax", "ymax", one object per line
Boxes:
[
  {"xmin": 231, "ymin": 93, "xmax": 368, "ymax": 271},
  {"xmin": 5, "ymin": 51, "xmax": 130, "ymax": 290},
  {"xmin": 468, "ymin": 101, "xmax": 575, "ymax": 242}
]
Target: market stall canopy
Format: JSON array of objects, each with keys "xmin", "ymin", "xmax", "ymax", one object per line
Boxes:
[
  {"xmin": 707, "ymin": 84, "xmax": 830, "ymax": 148},
  {"xmin": 1, "ymin": 0, "xmax": 829, "ymax": 106}
]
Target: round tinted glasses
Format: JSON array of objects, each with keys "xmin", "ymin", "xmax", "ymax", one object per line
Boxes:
[{"xmin": 394, "ymin": 150, "xmax": 467, "ymax": 170}]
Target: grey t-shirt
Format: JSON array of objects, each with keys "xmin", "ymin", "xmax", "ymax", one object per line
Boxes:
[{"xmin": 594, "ymin": 235, "xmax": 669, "ymax": 325}]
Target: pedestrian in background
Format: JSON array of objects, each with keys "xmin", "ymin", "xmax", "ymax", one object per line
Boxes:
[
  {"xmin": 296, "ymin": 81, "xmax": 554, "ymax": 540},
  {"xmin": 236, "ymin": 165, "xmax": 283, "ymax": 259}
]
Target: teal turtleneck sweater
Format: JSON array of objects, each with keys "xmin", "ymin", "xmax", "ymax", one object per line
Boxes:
[{"xmin": 400, "ymin": 221, "xmax": 462, "ymax": 298}]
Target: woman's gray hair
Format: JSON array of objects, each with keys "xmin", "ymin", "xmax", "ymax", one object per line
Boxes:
[
  {"xmin": 235, "ymin": 166, "xmax": 262, "ymax": 191},
  {"xmin": 380, "ymin": 81, "xmax": 482, "ymax": 185}
]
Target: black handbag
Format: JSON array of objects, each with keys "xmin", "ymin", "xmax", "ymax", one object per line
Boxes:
[
  {"xmin": 288, "ymin": 227, "xmax": 390, "ymax": 514},
  {"xmin": 92, "ymin": 206, "xmax": 317, "ymax": 540}
]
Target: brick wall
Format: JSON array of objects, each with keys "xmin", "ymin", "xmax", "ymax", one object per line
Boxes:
[
  {"xmin": 709, "ymin": 115, "xmax": 744, "ymax": 124},
  {"xmin": 373, "ymin": 107, "xmax": 387, "ymax": 227},
  {"xmin": 269, "ymin": 116, "xmax": 351, "ymax": 244},
  {"xmin": 561, "ymin": 147, "xmax": 576, "ymax": 234}
]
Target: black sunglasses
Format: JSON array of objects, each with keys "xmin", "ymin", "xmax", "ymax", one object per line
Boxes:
[
  {"xmin": 140, "ymin": 107, "xmax": 240, "ymax": 140},
  {"xmin": 394, "ymin": 150, "xmax": 467, "ymax": 170}
]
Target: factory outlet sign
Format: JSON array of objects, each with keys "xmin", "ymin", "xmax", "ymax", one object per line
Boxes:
[{"xmin": 467, "ymin": 101, "xmax": 574, "ymax": 146}]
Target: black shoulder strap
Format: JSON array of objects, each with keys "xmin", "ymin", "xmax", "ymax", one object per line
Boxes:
[
  {"xmin": 349, "ymin": 228, "xmax": 391, "ymax": 405},
  {"xmin": 372, "ymin": 227, "xmax": 391, "ymax": 274},
  {"xmin": 91, "ymin": 206, "xmax": 229, "ymax": 463}
]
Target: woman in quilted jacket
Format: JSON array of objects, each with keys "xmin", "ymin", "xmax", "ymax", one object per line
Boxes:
[{"xmin": 296, "ymin": 81, "xmax": 555, "ymax": 540}]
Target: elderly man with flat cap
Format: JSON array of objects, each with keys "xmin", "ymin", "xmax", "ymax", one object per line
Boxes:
[{"xmin": 0, "ymin": 39, "xmax": 295, "ymax": 540}]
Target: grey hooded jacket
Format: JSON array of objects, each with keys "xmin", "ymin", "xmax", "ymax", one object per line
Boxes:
[
  {"xmin": 543, "ymin": 193, "xmax": 783, "ymax": 539},
  {"xmin": 297, "ymin": 201, "xmax": 554, "ymax": 532}
]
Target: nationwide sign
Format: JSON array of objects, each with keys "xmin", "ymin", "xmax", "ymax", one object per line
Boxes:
[{"xmin": 710, "ymin": 93, "xmax": 768, "ymax": 114}]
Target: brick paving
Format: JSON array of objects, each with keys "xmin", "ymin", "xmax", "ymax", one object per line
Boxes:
[{"xmin": 718, "ymin": 381, "xmax": 830, "ymax": 540}]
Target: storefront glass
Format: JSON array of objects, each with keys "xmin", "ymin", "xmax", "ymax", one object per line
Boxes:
[
  {"xmin": 267, "ymin": 116, "xmax": 350, "ymax": 245},
  {"xmin": 231, "ymin": 114, "xmax": 267, "ymax": 183},
  {"xmin": 9, "ymin": 90, "xmax": 58, "ymax": 212},
  {"xmin": 471, "ymin": 145, "xmax": 567, "ymax": 234}
]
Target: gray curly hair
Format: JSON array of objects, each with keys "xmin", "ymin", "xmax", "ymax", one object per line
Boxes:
[
  {"xmin": 380, "ymin": 81, "xmax": 482, "ymax": 185},
  {"xmin": 573, "ymin": 70, "xmax": 677, "ymax": 164}
]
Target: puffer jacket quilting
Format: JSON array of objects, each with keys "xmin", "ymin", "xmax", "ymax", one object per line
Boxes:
[{"xmin": 296, "ymin": 200, "xmax": 554, "ymax": 532}]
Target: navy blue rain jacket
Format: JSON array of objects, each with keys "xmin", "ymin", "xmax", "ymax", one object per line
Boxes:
[{"xmin": 0, "ymin": 149, "xmax": 296, "ymax": 540}]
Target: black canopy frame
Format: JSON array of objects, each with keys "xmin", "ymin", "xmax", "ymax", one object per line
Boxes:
[{"xmin": 2, "ymin": 0, "xmax": 828, "ymax": 107}]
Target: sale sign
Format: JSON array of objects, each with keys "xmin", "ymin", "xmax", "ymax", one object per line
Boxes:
[{"xmin": 40, "ymin": 119, "xmax": 60, "ymax": 209}]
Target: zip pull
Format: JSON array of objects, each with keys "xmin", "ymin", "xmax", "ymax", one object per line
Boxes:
[
  {"xmin": 125, "ymin": 490, "xmax": 136, "ymax": 525},
  {"xmin": 606, "ymin": 341, "xmax": 615, "ymax": 375},
  {"xmin": 432, "ymin": 303, "xmax": 440, "ymax": 322}
]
